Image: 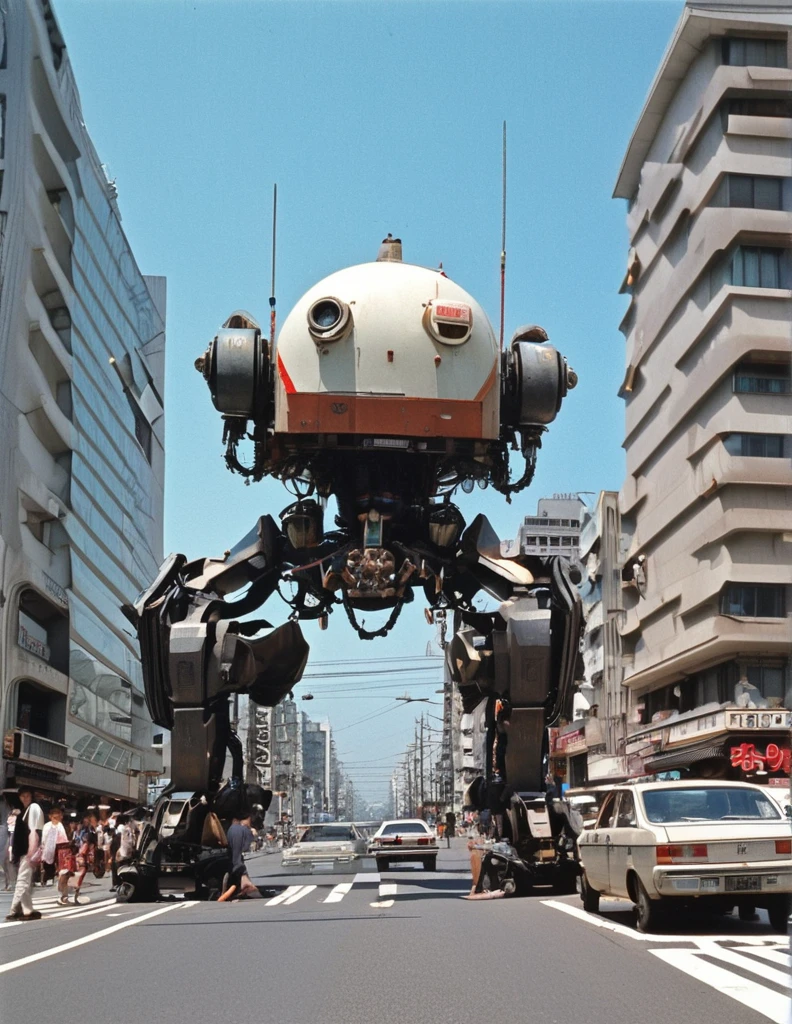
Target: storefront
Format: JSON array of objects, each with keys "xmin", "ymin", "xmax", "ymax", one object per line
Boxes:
[
  {"xmin": 626, "ymin": 706, "xmax": 791, "ymax": 788},
  {"xmin": 549, "ymin": 725, "xmax": 589, "ymax": 788}
]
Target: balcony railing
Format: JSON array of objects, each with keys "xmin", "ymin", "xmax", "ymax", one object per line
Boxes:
[{"xmin": 3, "ymin": 729, "xmax": 72, "ymax": 773}]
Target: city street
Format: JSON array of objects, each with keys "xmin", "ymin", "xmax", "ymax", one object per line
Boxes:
[{"xmin": 1, "ymin": 841, "xmax": 786, "ymax": 1024}]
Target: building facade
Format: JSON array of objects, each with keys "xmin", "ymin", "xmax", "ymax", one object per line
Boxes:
[
  {"xmin": 513, "ymin": 494, "xmax": 586, "ymax": 561},
  {"xmin": 0, "ymin": 0, "xmax": 166, "ymax": 805},
  {"xmin": 614, "ymin": 0, "xmax": 791, "ymax": 786},
  {"xmin": 302, "ymin": 716, "xmax": 330, "ymax": 822}
]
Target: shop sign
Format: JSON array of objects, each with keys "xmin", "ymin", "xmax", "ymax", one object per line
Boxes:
[
  {"xmin": 728, "ymin": 711, "xmax": 792, "ymax": 731},
  {"xmin": 667, "ymin": 712, "xmax": 723, "ymax": 743},
  {"xmin": 17, "ymin": 625, "xmax": 50, "ymax": 662},
  {"xmin": 730, "ymin": 742, "xmax": 790, "ymax": 774},
  {"xmin": 555, "ymin": 728, "xmax": 587, "ymax": 755}
]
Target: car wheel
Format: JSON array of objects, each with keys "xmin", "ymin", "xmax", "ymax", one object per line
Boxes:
[
  {"xmin": 423, "ymin": 857, "xmax": 437, "ymax": 871},
  {"xmin": 580, "ymin": 872, "xmax": 600, "ymax": 913},
  {"xmin": 634, "ymin": 877, "xmax": 663, "ymax": 933},
  {"xmin": 768, "ymin": 896, "xmax": 791, "ymax": 934},
  {"xmin": 379, "ymin": 859, "xmax": 389, "ymax": 872}
]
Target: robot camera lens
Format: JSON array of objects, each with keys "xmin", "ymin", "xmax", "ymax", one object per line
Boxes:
[
  {"xmin": 311, "ymin": 300, "xmax": 341, "ymax": 330},
  {"xmin": 307, "ymin": 297, "xmax": 351, "ymax": 342}
]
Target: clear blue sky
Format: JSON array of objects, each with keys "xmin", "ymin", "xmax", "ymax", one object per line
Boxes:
[{"xmin": 57, "ymin": 0, "xmax": 682, "ymax": 804}]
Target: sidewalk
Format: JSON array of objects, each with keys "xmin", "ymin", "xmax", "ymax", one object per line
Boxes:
[{"xmin": 1, "ymin": 872, "xmax": 118, "ymax": 910}]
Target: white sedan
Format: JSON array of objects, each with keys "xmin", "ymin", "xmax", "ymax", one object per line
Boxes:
[
  {"xmin": 577, "ymin": 780, "xmax": 792, "ymax": 932},
  {"xmin": 368, "ymin": 819, "xmax": 439, "ymax": 871},
  {"xmin": 281, "ymin": 823, "xmax": 368, "ymax": 873}
]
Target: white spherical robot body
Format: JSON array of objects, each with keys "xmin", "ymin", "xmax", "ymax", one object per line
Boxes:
[{"xmin": 273, "ymin": 258, "xmax": 500, "ymax": 443}]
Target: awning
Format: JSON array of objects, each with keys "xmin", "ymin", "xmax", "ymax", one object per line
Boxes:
[{"xmin": 645, "ymin": 744, "xmax": 725, "ymax": 773}]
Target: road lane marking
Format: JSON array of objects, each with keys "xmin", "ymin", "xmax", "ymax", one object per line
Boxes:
[
  {"xmin": 323, "ymin": 883, "xmax": 353, "ymax": 903},
  {"xmin": 541, "ymin": 900, "xmax": 783, "ymax": 944},
  {"xmin": 733, "ymin": 945, "xmax": 792, "ymax": 969},
  {"xmin": 45, "ymin": 901, "xmax": 127, "ymax": 922},
  {"xmin": 352, "ymin": 872, "xmax": 380, "ymax": 887},
  {"xmin": 694, "ymin": 941, "xmax": 791, "ymax": 990},
  {"xmin": 370, "ymin": 900, "xmax": 394, "ymax": 907},
  {"xmin": 650, "ymin": 948, "xmax": 789, "ymax": 1024},
  {"xmin": 265, "ymin": 886, "xmax": 304, "ymax": 906},
  {"xmin": 379, "ymin": 884, "xmax": 397, "ymax": 897},
  {"xmin": 0, "ymin": 902, "xmax": 188, "ymax": 974},
  {"xmin": 284, "ymin": 885, "xmax": 316, "ymax": 905}
]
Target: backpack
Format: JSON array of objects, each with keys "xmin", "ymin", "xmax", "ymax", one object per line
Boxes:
[{"xmin": 11, "ymin": 812, "xmax": 30, "ymax": 863}]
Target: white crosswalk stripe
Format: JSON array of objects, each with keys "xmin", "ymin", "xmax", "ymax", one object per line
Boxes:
[{"xmin": 650, "ymin": 943, "xmax": 790, "ymax": 1024}]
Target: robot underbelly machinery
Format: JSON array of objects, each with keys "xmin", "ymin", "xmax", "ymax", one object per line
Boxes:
[{"xmin": 130, "ymin": 237, "xmax": 583, "ymax": 895}]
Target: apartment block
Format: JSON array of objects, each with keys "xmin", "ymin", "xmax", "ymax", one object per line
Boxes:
[
  {"xmin": 614, "ymin": 0, "xmax": 791, "ymax": 785},
  {"xmin": 0, "ymin": 1, "xmax": 166, "ymax": 805}
]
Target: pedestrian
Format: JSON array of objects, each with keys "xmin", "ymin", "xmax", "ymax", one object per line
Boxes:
[
  {"xmin": 6, "ymin": 786, "xmax": 44, "ymax": 922},
  {"xmin": 41, "ymin": 805, "xmax": 68, "ymax": 888},
  {"xmin": 444, "ymin": 810, "xmax": 456, "ymax": 848},
  {"xmin": 71, "ymin": 812, "xmax": 97, "ymax": 905},
  {"xmin": 0, "ymin": 796, "xmax": 12, "ymax": 891},
  {"xmin": 218, "ymin": 814, "xmax": 259, "ymax": 901},
  {"xmin": 113, "ymin": 815, "xmax": 138, "ymax": 889},
  {"xmin": 5, "ymin": 808, "xmax": 20, "ymax": 891}
]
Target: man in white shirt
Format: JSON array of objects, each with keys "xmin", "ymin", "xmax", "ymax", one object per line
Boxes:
[{"xmin": 6, "ymin": 786, "xmax": 44, "ymax": 921}]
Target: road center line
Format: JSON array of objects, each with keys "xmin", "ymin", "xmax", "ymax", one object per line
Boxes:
[{"xmin": 0, "ymin": 902, "xmax": 188, "ymax": 974}]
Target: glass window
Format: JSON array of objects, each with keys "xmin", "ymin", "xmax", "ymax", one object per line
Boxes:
[
  {"xmin": 722, "ymin": 37, "xmax": 787, "ymax": 68},
  {"xmin": 721, "ymin": 584, "xmax": 786, "ymax": 618},
  {"xmin": 721, "ymin": 174, "xmax": 783, "ymax": 211},
  {"xmin": 380, "ymin": 822, "xmax": 429, "ymax": 835},
  {"xmin": 642, "ymin": 786, "xmax": 780, "ymax": 823},
  {"xmin": 596, "ymin": 792, "xmax": 618, "ymax": 828},
  {"xmin": 616, "ymin": 791, "xmax": 637, "ymax": 828},
  {"xmin": 746, "ymin": 664, "xmax": 785, "ymax": 706},
  {"xmin": 723, "ymin": 433, "xmax": 785, "ymax": 457},
  {"xmin": 733, "ymin": 362, "xmax": 791, "ymax": 394}
]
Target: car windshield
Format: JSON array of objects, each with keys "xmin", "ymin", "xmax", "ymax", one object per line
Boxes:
[
  {"xmin": 381, "ymin": 823, "xmax": 428, "ymax": 835},
  {"xmin": 299, "ymin": 827, "xmax": 356, "ymax": 842},
  {"xmin": 641, "ymin": 787, "xmax": 782, "ymax": 823}
]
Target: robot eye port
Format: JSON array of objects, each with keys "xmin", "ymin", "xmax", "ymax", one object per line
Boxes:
[{"xmin": 307, "ymin": 297, "xmax": 351, "ymax": 342}]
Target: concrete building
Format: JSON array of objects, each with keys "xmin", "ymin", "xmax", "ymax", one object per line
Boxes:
[
  {"xmin": 515, "ymin": 494, "xmax": 587, "ymax": 561},
  {"xmin": 551, "ymin": 492, "xmax": 628, "ymax": 786},
  {"xmin": 0, "ymin": 1, "xmax": 166, "ymax": 805},
  {"xmin": 271, "ymin": 698, "xmax": 303, "ymax": 822},
  {"xmin": 614, "ymin": 0, "xmax": 791, "ymax": 785},
  {"xmin": 302, "ymin": 716, "xmax": 330, "ymax": 822}
]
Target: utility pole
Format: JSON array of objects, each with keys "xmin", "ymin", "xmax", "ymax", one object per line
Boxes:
[{"xmin": 419, "ymin": 714, "xmax": 425, "ymax": 813}]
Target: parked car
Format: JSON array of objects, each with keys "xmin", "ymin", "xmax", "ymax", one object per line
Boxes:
[
  {"xmin": 577, "ymin": 780, "xmax": 792, "ymax": 933},
  {"xmin": 369, "ymin": 819, "xmax": 439, "ymax": 871},
  {"xmin": 281, "ymin": 822, "xmax": 368, "ymax": 873}
]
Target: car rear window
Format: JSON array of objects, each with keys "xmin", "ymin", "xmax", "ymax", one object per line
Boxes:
[
  {"xmin": 300, "ymin": 827, "xmax": 356, "ymax": 842},
  {"xmin": 641, "ymin": 787, "xmax": 781, "ymax": 823},
  {"xmin": 381, "ymin": 823, "xmax": 429, "ymax": 835}
]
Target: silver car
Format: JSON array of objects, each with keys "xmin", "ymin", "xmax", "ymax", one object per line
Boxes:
[
  {"xmin": 281, "ymin": 823, "xmax": 368, "ymax": 873},
  {"xmin": 577, "ymin": 780, "xmax": 792, "ymax": 932}
]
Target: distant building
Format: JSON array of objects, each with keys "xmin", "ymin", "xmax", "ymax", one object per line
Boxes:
[
  {"xmin": 302, "ymin": 717, "xmax": 330, "ymax": 822},
  {"xmin": 516, "ymin": 494, "xmax": 587, "ymax": 561},
  {"xmin": 271, "ymin": 698, "xmax": 303, "ymax": 821},
  {"xmin": 0, "ymin": 1, "xmax": 166, "ymax": 805},
  {"xmin": 614, "ymin": 0, "xmax": 791, "ymax": 785}
]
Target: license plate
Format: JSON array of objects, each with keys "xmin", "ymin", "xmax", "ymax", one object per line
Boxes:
[{"xmin": 725, "ymin": 875, "xmax": 761, "ymax": 892}]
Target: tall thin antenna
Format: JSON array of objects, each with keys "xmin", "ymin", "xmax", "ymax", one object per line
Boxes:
[
  {"xmin": 499, "ymin": 121, "xmax": 507, "ymax": 350},
  {"xmin": 269, "ymin": 183, "xmax": 278, "ymax": 352}
]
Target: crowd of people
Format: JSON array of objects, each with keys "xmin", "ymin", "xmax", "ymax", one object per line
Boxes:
[{"xmin": 3, "ymin": 787, "xmax": 141, "ymax": 921}]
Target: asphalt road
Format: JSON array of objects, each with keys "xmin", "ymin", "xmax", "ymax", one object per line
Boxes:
[{"xmin": 1, "ymin": 841, "xmax": 787, "ymax": 1024}]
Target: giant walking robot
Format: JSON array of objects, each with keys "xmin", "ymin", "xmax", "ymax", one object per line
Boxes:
[{"xmin": 123, "ymin": 236, "xmax": 583, "ymax": 900}]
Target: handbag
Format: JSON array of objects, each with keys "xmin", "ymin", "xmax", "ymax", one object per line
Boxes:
[{"xmin": 56, "ymin": 842, "xmax": 76, "ymax": 874}]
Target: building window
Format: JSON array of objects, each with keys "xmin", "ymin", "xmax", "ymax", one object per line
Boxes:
[
  {"xmin": 15, "ymin": 680, "xmax": 67, "ymax": 743},
  {"xmin": 720, "ymin": 584, "xmax": 786, "ymax": 618},
  {"xmin": 17, "ymin": 588, "xmax": 70, "ymax": 674},
  {"xmin": 713, "ymin": 174, "xmax": 783, "ymax": 210},
  {"xmin": 525, "ymin": 536, "xmax": 538, "ymax": 546},
  {"xmin": 725, "ymin": 97, "xmax": 792, "ymax": 121},
  {"xmin": 731, "ymin": 247, "xmax": 782, "ymax": 289},
  {"xmin": 723, "ymin": 432, "xmax": 784, "ymax": 457},
  {"xmin": 734, "ymin": 362, "xmax": 791, "ymax": 395},
  {"xmin": 722, "ymin": 37, "xmax": 787, "ymax": 68}
]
